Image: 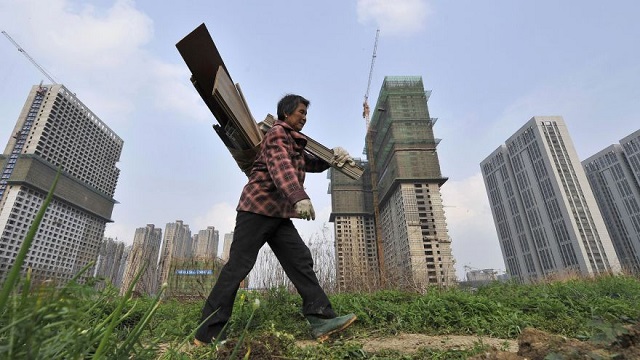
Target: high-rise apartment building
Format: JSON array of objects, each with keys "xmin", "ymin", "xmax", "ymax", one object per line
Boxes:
[
  {"xmin": 0, "ymin": 84, "xmax": 123, "ymax": 282},
  {"xmin": 222, "ymin": 232, "xmax": 233, "ymax": 262},
  {"xmin": 121, "ymin": 224, "xmax": 162, "ymax": 296},
  {"xmin": 114, "ymin": 245, "xmax": 131, "ymax": 287},
  {"xmin": 193, "ymin": 226, "xmax": 219, "ymax": 259},
  {"xmin": 94, "ymin": 237, "xmax": 125, "ymax": 288},
  {"xmin": 481, "ymin": 116, "xmax": 620, "ymax": 283},
  {"xmin": 330, "ymin": 76, "xmax": 456, "ymax": 291},
  {"xmin": 583, "ymin": 129, "xmax": 640, "ymax": 274},
  {"xmin": 157, "ymin": 220, "xmax": 191, "ymax": 288}
]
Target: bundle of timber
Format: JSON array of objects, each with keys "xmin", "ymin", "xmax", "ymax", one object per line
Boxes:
[
  {"xmin": 261, "ymin": 114, "xmax": 364, "ymax": 180},
  {"xmin": 176, "ymin": 23, "xmax": 363, "ymax": 180},
  {"xmin": 176, "ymin": 23, "xmax": 261, "ymax": 175}
]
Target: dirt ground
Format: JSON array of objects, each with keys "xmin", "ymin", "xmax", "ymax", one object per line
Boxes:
[
  {"xmin": 297, "ymin": 333, "xmax": 518, "ymax": 354},
  {"xmin": 189, "ymin": 321, "xmax": 640, "ymax": 359},
  {"xmin": 296, "ymin": 321, "xmax": 640, "ymax": 359},
  {"xmin": 470, "ymin": 322, "xmax": 640, "ymax": 360}
]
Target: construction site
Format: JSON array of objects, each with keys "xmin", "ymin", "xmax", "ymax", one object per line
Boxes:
[{"xmin": 329, "ymin": 75, "xmax": 457, "ymax": 292}]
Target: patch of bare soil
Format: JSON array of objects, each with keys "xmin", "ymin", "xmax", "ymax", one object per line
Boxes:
[
  {"xmin": 295, "ymin": 321, "xmax": 640, "ymax": 359},
  {"xmin": 297, "ymin": 333, "xmax": 518, "ymax": 354},
  {"xmin": 361, "ymin": 333, "xmax": 518, "ymax": 354},
  {"xmin": 470, "ymin": 322, "xmax": 640, "ymax": 360}
]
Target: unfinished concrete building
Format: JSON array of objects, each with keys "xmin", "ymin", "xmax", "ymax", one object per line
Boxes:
[
  {"xmin": 330, "ymin": 76, "xmax": 457, "ymax": 292},
  {"xmin": 328, "ymin": 161, "xmax": 379, "ymax": 292},
  {"xmin": 0, "ymin": 84, "xmax": 123, "ymax": 283}
]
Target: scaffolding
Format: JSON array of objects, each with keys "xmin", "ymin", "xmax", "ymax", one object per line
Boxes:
[
  {"xmin": 369, "ymin": 77, "xmax": 447, "ymax": 205},
  {"xmin": 330, "ymin": 76, "xmax": 457, "ymax": 291}
]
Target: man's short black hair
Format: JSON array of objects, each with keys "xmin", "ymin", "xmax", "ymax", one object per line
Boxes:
[{"xmin": 277, "ymin": 94, "xmax": 310, "ymax": 120}]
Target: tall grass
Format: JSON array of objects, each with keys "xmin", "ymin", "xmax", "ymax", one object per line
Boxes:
[
  {"xmin": 3, "ymin": 267, "xmax": 639, "ymax": 358},
  {"xmin": 0, "ymin": 170, "xmax": 168, "ymax": 359},
  {"xmin": 148, "ymin": 275, "xmax": 640, "ymax": 358},
  {"xmin": 0, "ymin": 169, "xmax": 61, "ymax": 310},
  {"xmin": 2, "ymin": 172, "xmax": 639, "ymax": 358}
]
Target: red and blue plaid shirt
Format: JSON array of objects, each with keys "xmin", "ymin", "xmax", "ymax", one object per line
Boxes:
[{"xmin": 236, "ymin": 120, "xmax": 330, "ymax": 218}]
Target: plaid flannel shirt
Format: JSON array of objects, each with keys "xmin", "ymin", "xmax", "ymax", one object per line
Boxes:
[{"xmin": 236, "ymin": 120, "xmax": 330, "ymax": 218}]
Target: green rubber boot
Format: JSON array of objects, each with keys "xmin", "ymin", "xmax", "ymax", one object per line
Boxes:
[{"xmin": 307, "ymin": 313, "xmax": 357, "ymax": 342}]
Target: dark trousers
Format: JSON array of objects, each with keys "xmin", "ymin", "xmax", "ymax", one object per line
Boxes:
[{"xmin": 195, "ymin": 211, "xmax": 336, "ymax": 342}]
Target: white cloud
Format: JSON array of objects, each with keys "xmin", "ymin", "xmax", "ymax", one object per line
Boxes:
[
  {"xmin": 0, "ymin": 0, "xmax": 207, "ymax": 125},
  {"xmin": 440, "ymin": 172, "xmax": 506, "ymax": 279},
  {"xmin": 356, "ymin": 0, "xmax": 432, "ymax": 36},
  {"xmin": 4, "ymin": 0, "xmax": 152, "ymax": 70}
]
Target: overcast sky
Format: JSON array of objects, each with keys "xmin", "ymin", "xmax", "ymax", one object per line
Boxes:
[{"xmin": 1, "ymin": 0, "xmax": 639, "ymax": 280}]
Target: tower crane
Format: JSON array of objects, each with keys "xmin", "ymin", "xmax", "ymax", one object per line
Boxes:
[
  {"xmin": 362, "ymin": 29, "xmax": 379, "ymax": 129},
  {"xmin": 362, "ymin": 29, "xmax": 386, "ymax": 287},
  {"xmin": 2, "ymin": 30, "xmax": 58, "ymax": 84}
]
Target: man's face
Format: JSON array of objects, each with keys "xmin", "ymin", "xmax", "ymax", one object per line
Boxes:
[{"xmin": 285, "ymin": 103, "xmax": 307, "ymax": 132}]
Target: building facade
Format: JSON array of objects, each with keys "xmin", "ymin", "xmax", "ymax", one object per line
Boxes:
[
  {"xmin": 0, "ymin": 84, "xmax": 123, "ymax": 283},
  {"xmin": 120, "ymin": 224, "xmax": 162, "ymax": 296},
  {"xmin": 157, "ymin": 220, "xmax": 191, "ymax": 290},
  {"xmin": 193, "ymin": 226, "xmax": 219, "ymax": 259},
  {"xmin": 481, "ymin": 116, "xmax": 620, "ymax": 283},
  {"xmin": 583, "ymin": 129, "xmax": 640, "ymax": 274},
  {"xmin": 328, "ymin": 160, "xmax": 379, "ymax": 292},
  {"xmin": 94, "ymin": 237, "xmax": 125, "ymax": 288},
  {"xmin": 222, "ymin": 232, "xmax": 233, "ymax": 262},
  {"xmin": 330, "ymin": 76, "xmax": 456, "ymax": 291},
  {"xmin": 113, "ymin": 245, "xmax": 131, "ymax": 287}
]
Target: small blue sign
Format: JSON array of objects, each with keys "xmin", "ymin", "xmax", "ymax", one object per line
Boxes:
[{"xmin": 175, "ymin": 269, "xmax": 213, "ymax": 275}]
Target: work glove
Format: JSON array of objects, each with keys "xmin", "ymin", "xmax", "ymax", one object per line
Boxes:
[
  {"xmin": 294, "ymin": 199, "xmax": 315, "ymax": 221},
  {"xmin": 332, "ymin": 147, "xmax": 356, "ymax": 168}
]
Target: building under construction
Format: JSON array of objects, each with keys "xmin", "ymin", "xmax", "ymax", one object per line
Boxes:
[
  {"xmin": 329, "ymin": 160, "xmax": 378, "ymax": 291},
  {"xmin": 329, "ymin": 76, "xmax": 457, "ymax": 292}
]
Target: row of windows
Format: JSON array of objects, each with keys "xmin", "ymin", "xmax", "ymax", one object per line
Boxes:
[
  {"xmin": 0, "ymin": 186, "xmax": 106, "ymax": 280},
  {"xmin": 32, "ymin": 93, "xmax": 122, "ymax": 196}
]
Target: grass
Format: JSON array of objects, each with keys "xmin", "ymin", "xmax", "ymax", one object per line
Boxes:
[
  {"xmin": 1, "ymin": 273, "xmax": 639, "ymax": 358},
  {"xmin": 1, "ymin": 171, "xmax": 640, "ymax": 358}
]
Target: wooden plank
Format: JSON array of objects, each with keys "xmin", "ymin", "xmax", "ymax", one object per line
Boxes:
[
  {"xmin": 213, "ymin": 66, "xmax": 262, "ymax": 147},
  {"xmin": 176, "ymin": 24, "xmax": 362, "ymax": 179},
  {"xmin": 176, "ymin": 23, "xmax": 231, "ymax": 126},
  {"xmin": 261, "ymin": 115, "xmax": 364, "ymax": 180},
  {"xmin": 235, "ymin": 83, "xmax": 256, "ymax": 124}
]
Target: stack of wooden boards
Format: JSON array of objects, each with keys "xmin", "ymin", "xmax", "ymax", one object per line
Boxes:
[{"xmin": 176, "ymin": 23, "xmax": 363, "ymax": 180}]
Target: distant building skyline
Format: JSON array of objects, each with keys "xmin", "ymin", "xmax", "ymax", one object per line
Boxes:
[
  {"xmin": 114, "ymin": 221, "xmax": 224, "ymax": 297},
  {"xmin": 481, "ymin": 116, "xmax": 621, "ymax": 283}
]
